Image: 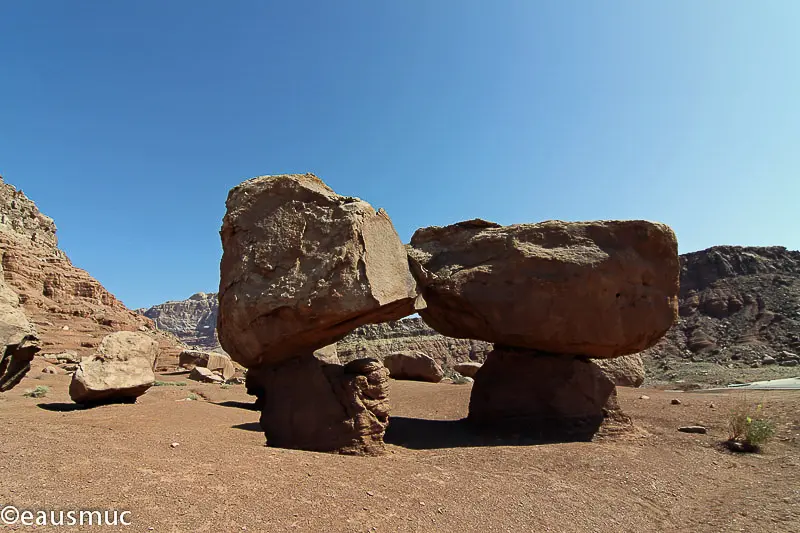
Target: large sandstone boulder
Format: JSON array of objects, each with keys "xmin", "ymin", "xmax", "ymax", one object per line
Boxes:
[
  {"xmin": 249, "ymin": 355, "xmax": 390, "ymax": 455},
  {"xmin": 0, "ymin": 263, "xmax": 40, "ymax": 392},
  {"xmin": 468, "ymin": 347, "xmax": 625, "ymax": 441},
  {"xmin": 69, "ymin": 332, "xmax": 159, "ymax": 404},
  {"xmin": 383, "ymin": 350, "xmax": 444, "ymax": 382},
  {"xmin": 453, "ymin": 361, "xmax": 483, "ymax": 378},
  {"xmin": 592, "ymin": 354, "xmax": 646, "ymax": 387},
  {"xmin": 408, "ymin": 219, "xmax": 679, "ymax": 358},
  {"xmin": 218, "ymin": 174, "xmax": 420, "ymax": 369}
]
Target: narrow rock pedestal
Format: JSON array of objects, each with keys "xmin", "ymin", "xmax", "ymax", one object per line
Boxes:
[
  {"xmin": 468, "ymin": 347, "xmax": 630, "ymax": 442},
  {"xmin": 247, "ymin": 355, "xmax": 391, "ymax": 456}
]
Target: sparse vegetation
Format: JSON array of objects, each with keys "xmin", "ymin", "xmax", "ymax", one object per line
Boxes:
[
  {"xmin": 220, "ymin": 384, "xmax": 231, "ymax": 389},
  {"xmin": 23, "ymin": 385, "xmax": 50, "ymax": 398},
  {"xmin": 451, "ymin": 373, "xmax": 472, "ymax": 385},
  {"xmin": 187, "ymin": 393, "xmax": 199, "ymax": 401},
  {"xmin": 726, "ymin": 400, "xmax": 776, "ymax": 453},
  {"xmin": 154, "ymin": 380, "xmax": 187, "ymax": 387}
]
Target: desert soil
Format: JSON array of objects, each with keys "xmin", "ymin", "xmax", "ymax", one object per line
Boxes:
[{"xmin": 1, "ymin": 362, "xmax": 798, "ymax": 532}]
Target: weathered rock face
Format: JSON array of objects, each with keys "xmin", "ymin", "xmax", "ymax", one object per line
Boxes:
[
  {"xmin": 642, "ymin": 246, "xmax": 800, "ymax": 381},
  {"xmin": 218, "ymin": 174, "xmax": 419, "ymax": 368},
  {"xmin": 468, "ymin": 347, "xmax": 622, "ymax": 440},
  {"xmin": 139, "ymin": 292, "xmax": 219, "ymax": 350},
  {"xmin": 179, "ymin": 349, "xmax": 235, "ymax": 380},
  {"xmin": 383, "ymin": 350, "xmax": 443, "ymax": 382},
  {"xmin": 250, "ymin": 355, "xmax": 390, "ymax": 455},
  {"xmin": 337, "ymin": 317, "xmax": 491, "ymax": 369},
  {"xmin": 0, "ymin": 175, "xmax": 182, "ymax": 365},
  {"xmin": 0, "ymin": 260, "xmax": 40, "ymax": 391},
  {"xmin": 69, "ymin": 331, "xmax": 159, "ymax": 404},
  {"xmin": 591, "ymin": 354, "xmax": 645, "ymax": 387},
  {"xmin": 408, "ymin": 219, "xmax": 679, "ymax": 358}
]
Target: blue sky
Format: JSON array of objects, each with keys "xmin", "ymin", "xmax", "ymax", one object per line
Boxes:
[{"xmin": 1, "ymin": 2, "xmax": 798, "ymax": 309}]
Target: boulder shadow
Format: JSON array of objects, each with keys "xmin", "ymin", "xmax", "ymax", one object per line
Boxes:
[
  {"xmin": 37, "ymin": 397, "xmax": 138, "ymax": 412},
  {"xmin": 214, "ymin": 400, "xmax": 260, "ymax": 411},
  {"xmin": 385, "ymin": 417, "xmax": 599, "ymax": 450},
  {"xmin": 232, "ymin": 421, "xmax": 262, "ymax": 432},
  {"xmin": 36, "ymin": 402, "xmax": 87, "ymax": 412}
]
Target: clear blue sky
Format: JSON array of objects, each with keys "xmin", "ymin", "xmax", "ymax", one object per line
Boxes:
[{"xmin": 1, "ymin": 2, "xmax": 798, "ymax": 310}]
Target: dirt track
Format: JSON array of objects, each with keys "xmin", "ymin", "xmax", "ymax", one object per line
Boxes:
[{"xmin": 1, "ymin": 365, "xmax": 798, "ymax": 532}]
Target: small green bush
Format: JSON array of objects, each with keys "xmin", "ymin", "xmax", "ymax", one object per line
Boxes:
[
  {"xmin": 153, "ymin": 381, "xmax": 187, "ymax": 387},
  {"xmin": 727, "ymin": 401, "xmax": 776, "ymax": 452},
  {"xmin": 23, "ymin": 385, "xmax": 50, "ymax": 398},
  {"xmin": 187, "ymin": 393, "xmax": 199, "ymax": 401}
]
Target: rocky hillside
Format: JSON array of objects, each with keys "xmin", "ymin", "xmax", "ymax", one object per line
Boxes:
[
  {"xmin": 642, "ymin": 246, "xmax": 800, "ymax": 384},
  {"xmin": 337, "ymin": 317, "xmax": 491, "ymax": 368},
  {"xmin": 138, "ymin": 292, "xmax": 219, "ymax": 350},
  {"xmin": 0, "ymin": 175, "xmax": 182, "ymax": 366}
]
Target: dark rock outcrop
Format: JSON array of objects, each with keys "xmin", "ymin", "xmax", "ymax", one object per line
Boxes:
[
  {"xmin": 249, "ymin": 355, "xmax": 391, "ymax": 455},
  {"xmin": 0, "ymin": 258, "xmax": 40, "ymax": 391},
  {"xmin": 467, "ymin": 347, "xmax": 626, "ymax": 441},
  {"xmin": 642, "ymin": 246, "xmax": 800, "ymax": 380}
]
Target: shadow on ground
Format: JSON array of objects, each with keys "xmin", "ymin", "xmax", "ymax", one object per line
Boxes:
[
  {"xmin": 214, "ymin": 400, "xmax": 260, "ymax": 411},
  {"xmin": 385, "ymin": 417, "xmax": 595, "ymax": 450},
  {"xmin": 36, "ymin": 398, "xmax": 137, "ymax": 412},
  {"xmin": 232, "ymin": 422, "xmax": 262, "ymax": 432}
]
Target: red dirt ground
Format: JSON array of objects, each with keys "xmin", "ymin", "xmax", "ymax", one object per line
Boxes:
[{"xmin": 1, "ymin": 363, "xmax": 798, "ymax": 532}]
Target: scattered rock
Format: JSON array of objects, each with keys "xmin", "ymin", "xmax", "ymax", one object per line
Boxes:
[
  {"xmin": 453, "ymin": 361, "xmax": 483, "ymax": 378},
  {"xmin": 639, "ymin": 395, "xmax": 650, "ymax": 400},
  {"xmin": 170, "ymin": 442, "xmax": 180, "ymax": 448},
  {"xmin": 41, "ymin": 366, "xmax": 62, "ymax": 375},
  {"xmin": 762, "ymin": 355, "xmax": 776, "ymax": 365},
  {"xmin": 678, "ymin": 426, "xmax": 707, "ymax": 434},
  {"xmin": 467, "ymin": 347, "xmax": 622, "ymax": 441},
  {"xmin": 189, "ymin": 366, "xmax": 225, "ymax": 384},
  {"xmin": 248, "ymin": 355, "xmax": 390, "ymax": 455},
  {"xmin": 217, "ymin": 173, "xmax": 419, "ymax": 369},
  {"xmin": 671, "ymin": 399, "xmax": 682, "ymax": 405},
  {"xmin": 180, "ymin": 349, "xmax": 236, "ymax": 381},
  {"xmin": 407, "ymin": 219, "xmax": 679, "ymax": 358},
  {"xmin": 69, "ymin": 332, "xmax": 159, "ymax": 404},
  {"xmin": 383, "ymin": 351, "xmax": 443, "ymax": 383}
]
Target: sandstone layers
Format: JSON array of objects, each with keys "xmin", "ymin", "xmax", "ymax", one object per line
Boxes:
[
  {"xmin": 218, "ymin": 174, "xmax": 420, "ymax": 454},
  {"xmin": 407, "ymin": 219, "xmax": 679, "ymax": 438}
]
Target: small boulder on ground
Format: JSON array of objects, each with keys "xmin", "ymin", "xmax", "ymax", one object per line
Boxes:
[
  {"xmin": 591, "ymin": 354, "xmax": 646, "ymax": 387},
  {"xmin": 189, "ymin": 366, "xmax": 225, "ymax": 384},
  {"xmin": 383, "ymin": 351, "xmax": 443, "ymax": 383},
  {"xmin": 453, "ymin": 361, "xmax": 483, "ymax": 378},
  {"xmin": 69, "ymin": 331, "xmax": 159, "ymax": 404},
  {"xmin": 217, "ymin": 173, "xmax": 420, "ymax": 369},
  {"xmin": 407, "ymin": 219, "xmax": 679, "ymax": 358}
]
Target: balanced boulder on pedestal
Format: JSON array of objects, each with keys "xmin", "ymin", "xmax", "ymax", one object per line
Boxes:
[
  {"xmin": 0, "ymin": 262, "xmax": 40, "ymax": 392},
  {"xmin": 218, "ymin": 174, "xmax": 419, "ymax": 454},
  {"xmin": 408, "ymin": 218, "xmax": 679, "ymax": 441}
]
